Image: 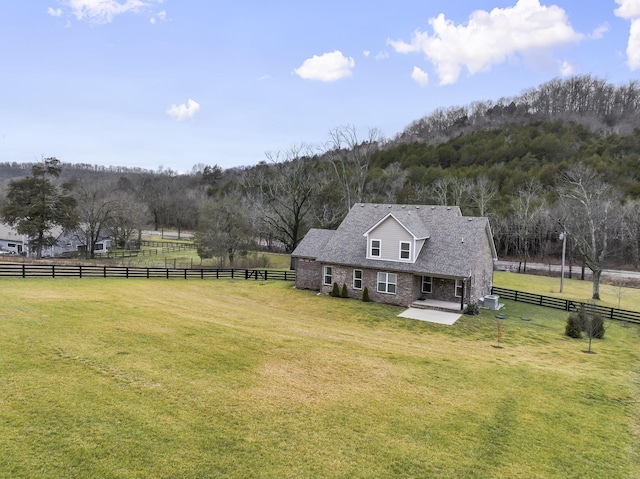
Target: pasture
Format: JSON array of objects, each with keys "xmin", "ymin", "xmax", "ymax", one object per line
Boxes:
[{"xmin": 0, "ymin": 278, "xmax": 638, "ymax": 478}]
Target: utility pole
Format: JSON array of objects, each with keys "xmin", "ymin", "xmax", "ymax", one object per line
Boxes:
[{"xmin": 559, "ymin": 232, "xmax": 567, "ymax": 293}]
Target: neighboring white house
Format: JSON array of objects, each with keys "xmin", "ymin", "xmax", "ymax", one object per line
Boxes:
[{"xmin": 0, "ymin": 222, "xmax": 111, "ymax": 257}]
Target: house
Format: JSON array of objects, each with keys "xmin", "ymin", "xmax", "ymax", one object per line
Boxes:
[
  {"xmin": 0, "ymin": 222, "xmax": 111, "ymax": 257},
  {"xmin": 291, "ymin": 203, "xmax": 497, "ymax": 311},
  {"xmin": 0, "ymin": 222, "xmax": 25, "ymax": 255}
]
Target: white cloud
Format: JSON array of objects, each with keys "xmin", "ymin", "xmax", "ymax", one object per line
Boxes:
[
  {"xmin": 47, "ymin": 7, "xmax": 63, "ymax": 17},
  {"xmin": 589, "ymin": 23, "xmax": 609, "ymax": 40},
  {"xmin": 150, "ymin": 9, "xmax": 166, "ymax": 24},
  {"xmin": 411, "ymin": 66, "xmax": 429, "ymax": 86},
  {"xmin": 166, "ymin": 99, "xmax": 200, "ymax": 121},
  {"xmin": 363, "ymin": 50, "xmax": 370, "ymax": 57},
  {"xmin": 293, "ymin": 50, "xmax": 355, "ymax": 82},
  {"xmin": 615, "ymin": 0, "xmax": 640, "ymax": 69},
  {"xmin": 375, "ymin": 51, "xmax": 389, "ymax": 61},
  {"xmin": 58, "ymin": 0, "xmax": 161, "ymax": 24},
  {"xmin": 388, "ymin": 0, "xmax": 583, "ymax": 85},
  {"xmin": 615, "ymin": 0, "xmax": 640, "ymax": 18}
]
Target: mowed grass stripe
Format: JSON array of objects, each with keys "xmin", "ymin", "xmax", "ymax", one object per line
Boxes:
[{"xmin": 0, "ymin": 278, "xmax": 638, "ymax": 478}]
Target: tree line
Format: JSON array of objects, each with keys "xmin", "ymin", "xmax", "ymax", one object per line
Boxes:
[{"xmin": 1, "ymin": 76, "xmax": 639, "ymax": 300}]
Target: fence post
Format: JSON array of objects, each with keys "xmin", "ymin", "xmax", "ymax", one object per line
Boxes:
[
  {"xmin": 52, "ymin": 265, "xmax": 55, "ymax": 278},
  {"xmin": 231, "ymin": 269, "xmax": 234, "ymax": 279},
  {"xmin": 264, "ymin": 270, "xmax": 268, "ymax": 281},
  {"xmin": 22, "ymin": 263, "xmax": 26, "ymax": 278},
  {"xmin": 184, "ymin": 269, "xmax": 187, "ymax": 280},
  {"xmin": 79, "ymin": 265, "xmax": 82, "ymax": 278}
]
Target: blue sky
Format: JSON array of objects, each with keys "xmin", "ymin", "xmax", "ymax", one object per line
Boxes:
[{"xmin": 1, "ymin": 0, "xmax": 639, "ymax": 172}]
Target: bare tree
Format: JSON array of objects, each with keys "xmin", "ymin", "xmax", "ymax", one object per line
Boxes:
[
  {"xmin": 72, "ymin": 178, "xmax": 118, "ymax": 259},
  {"xmin": 622, "ymin": 199, "xmax": 640, "ymax": 270},
  {"xmin": 244, "ymin": 145, "xmax": 318, "ymax": 259},
  {"xmin": 466, "ymin": 175, "xmax": 498, "ymax": 217},
  {"xmin": 555, "ymin": 165, "xmax": 621, "ymax": 300},
  {"xmin": 108, "ymin": 191, "xmax": 150, "ymax": 249},
  {"xmin": 195, "ymin": 196, "xmax": 252, "ymax": 267},
  {"xmin": 512, "ymin": 180, "xmax": 546, "ymax": 273},
  {"xmin": 323, "ymin": 125, "xmax": 383, "ymax": 215}
]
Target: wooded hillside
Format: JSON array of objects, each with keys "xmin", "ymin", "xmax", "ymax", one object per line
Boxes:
[{"xmin": 1, "ymin": 76, "xmax": 639, "ymax": 286}]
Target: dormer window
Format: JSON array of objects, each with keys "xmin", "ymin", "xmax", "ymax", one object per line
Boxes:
[
  {"xmin": 370, "ymin": 239, "xmax": 381, "ymax": 257},
  {"xmin": 400, "ymin": 241, "xmax": 411, "ymax": 260}
]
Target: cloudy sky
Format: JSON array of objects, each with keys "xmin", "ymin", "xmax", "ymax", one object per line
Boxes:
[{"xmin": 2, "ymin": 0, "xmax": 639, "ymax": 171}]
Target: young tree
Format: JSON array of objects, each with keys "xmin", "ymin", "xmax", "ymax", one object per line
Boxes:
[{"xmin": 1, "ymin": 157, "xmax": 77, "ymax": 258}]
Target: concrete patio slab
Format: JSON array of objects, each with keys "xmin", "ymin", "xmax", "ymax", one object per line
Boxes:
[{"xmin": 398, "ymin": 307, "xmax": 462, "ymax": 325}]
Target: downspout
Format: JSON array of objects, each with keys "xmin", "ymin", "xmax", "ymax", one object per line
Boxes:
[{"xmin": 460, "ymin": 278, "xmax": 465, "ymax": 311}]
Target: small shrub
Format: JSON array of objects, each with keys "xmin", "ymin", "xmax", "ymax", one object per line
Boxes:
[
  {"xmin": 331, "ymin": 282, "xmax": 340, "ymax": 297},
  {"xmin": 565, "ymin": 313, "xmax": 582, "ymax": 338},
  {"xmin": 466, "ymin": 303, "xmax": 479, "ymax": 315},
  {"xmin": 362, "ymin": 287, "xmax": 370, "ymax": 302},
  {"xmin": 341, "ymin": 283, "xmax": 348, "ymax": 298}
]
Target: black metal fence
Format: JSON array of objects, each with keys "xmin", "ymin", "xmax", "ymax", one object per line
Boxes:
[
  {"xmin": 0, "ymin": 263, "xmax": 295, "ymax": 282},
  {"xmin": 491, "ymin": 286, "xmax": 640, "ymax": 324}
]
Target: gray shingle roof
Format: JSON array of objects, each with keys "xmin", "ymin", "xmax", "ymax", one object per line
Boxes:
[
  {"xmin": 292, "ymin": 203, "xmax": 495, "ymax": 278},
  {"xmin": 292, "ymin": 228, "xmax": 335, "ymax": 258}
]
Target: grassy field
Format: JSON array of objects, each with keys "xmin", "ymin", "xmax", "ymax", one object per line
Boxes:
[
  {"xmin": 494, "ymin": 271, "xmax": 640, "ymax": 312},
  {"xmin": 0, "ymin": 278, "xmax": 638, "ymax": 478}
]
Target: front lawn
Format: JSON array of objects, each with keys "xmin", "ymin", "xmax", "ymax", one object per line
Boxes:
[{"xmin": 0, "ymin": 278, "xmax": 638, "ymax": 478}]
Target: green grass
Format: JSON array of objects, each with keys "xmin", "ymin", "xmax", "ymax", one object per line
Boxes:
[
  {"xmin": 494, "ymin": 271, "xmax": 640, "ymax": 312},
  {"xmin": 0, "ymin": 278, "xmax": 638, "ymax": 478}
]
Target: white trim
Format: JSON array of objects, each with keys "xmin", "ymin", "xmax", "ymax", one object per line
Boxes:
[
  {"xmin": 323, "ymin": 266, "xmax": 333, "ymax": 286},
  {"xmin": 369, "ymin": 239, "xmax": 381, "ymax": 258},
  {"xmin": 377, "ymin": 272, "xmax": 397, "ymax": 294},
  {"xmin": 455, "ymin": 279, "xmax": 464, "ymax": 298},
  {"xmin": 353, "ymin": 269, "xmax": 363, "ymax": 290},
  {"xmin": 399, "ymin": 241, "xmax": 411, "ymax": 260}
]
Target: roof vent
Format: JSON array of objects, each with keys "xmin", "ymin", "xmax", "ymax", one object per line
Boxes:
[
  {"xmin": 431, "ymin": 206, "xmax": 435, "ymax": 210},
  {"xmin": 401, "ymin": 205, "xmax": 406, "ymax": 208},
  {"xmin": 374, "ymin": 204, "xmax": 378, "ymax": 208},
  {"xmin": 447, "ymin": 207, "xmax": 451, "ymax": 210},
  {"xmin": 468, "ymin": 218, "xmax": 473, "ymax": 221},
  {"xmin": 461, "ymin": 237, "xmax": 464, "ymax": 243},
  {"xmin": 388, "ymin": 205, "xmax": 392, "ymax": 208}
]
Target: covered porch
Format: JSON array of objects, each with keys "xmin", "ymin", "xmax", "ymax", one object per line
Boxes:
[{"xmin": 411, "ymin": 297, "xmax": 467, "ymax": 313}]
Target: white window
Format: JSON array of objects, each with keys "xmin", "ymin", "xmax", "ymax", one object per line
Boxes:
[
  {"xmin": 400, "ymin": 241, "xmax": 411, "ymax": 260},
  {"xmin": 370, "ymin": 239, "xmax": 381, "ymax": 257},
  {"xmin": 353, "ymin": 269, "xmax": 363, "ymax": 290},
  {"xmin": 455, "ymin": 279, "xmax": 464, "ymax": 298},
  {"xmin": 422, "ymin": 276, "xmax": 432, "ymax": 294},
  {"xmin": 377, "ymin": 272, "xmax": 397, "ymax": 294},
  {"xmin": 323, "ymin": 266, "xmax": 333, "ymax": 285}
]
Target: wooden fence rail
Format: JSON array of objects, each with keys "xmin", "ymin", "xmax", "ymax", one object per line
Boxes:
[
  {"xmin": 0, "ymin": 263, "xmax": 295, "ymax": 282},
  {"xmin": 491, "ymin": 286, "xmax": 640, "ymax": 324}
]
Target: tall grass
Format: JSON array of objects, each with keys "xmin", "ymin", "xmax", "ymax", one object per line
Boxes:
[{"xmin": 0, "ymin": 278, "xmax": 638, "ymax": 478}]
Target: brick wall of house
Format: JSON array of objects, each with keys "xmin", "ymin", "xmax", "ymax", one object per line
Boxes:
[
  {"xmin": 294, "ymin": 258, "xmax": 322, "ymax": 291},
  {"xmin": 319, "ymin": 265, "xmax": 415, "ymax": 307}
]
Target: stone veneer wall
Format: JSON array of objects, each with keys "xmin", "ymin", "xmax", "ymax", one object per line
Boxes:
[
  {"xmin": 319, "ymin": 265, "xmax": 416, "ymax": 307},
  {"xmin": 294, "ymin": 258, "xmax": 323, "ymax": 291}
]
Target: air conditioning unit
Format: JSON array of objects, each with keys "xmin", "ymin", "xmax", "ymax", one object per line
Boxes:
[{"xmin": 484, "ymin": 294, "xmax": 500, "ymax": 310}]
